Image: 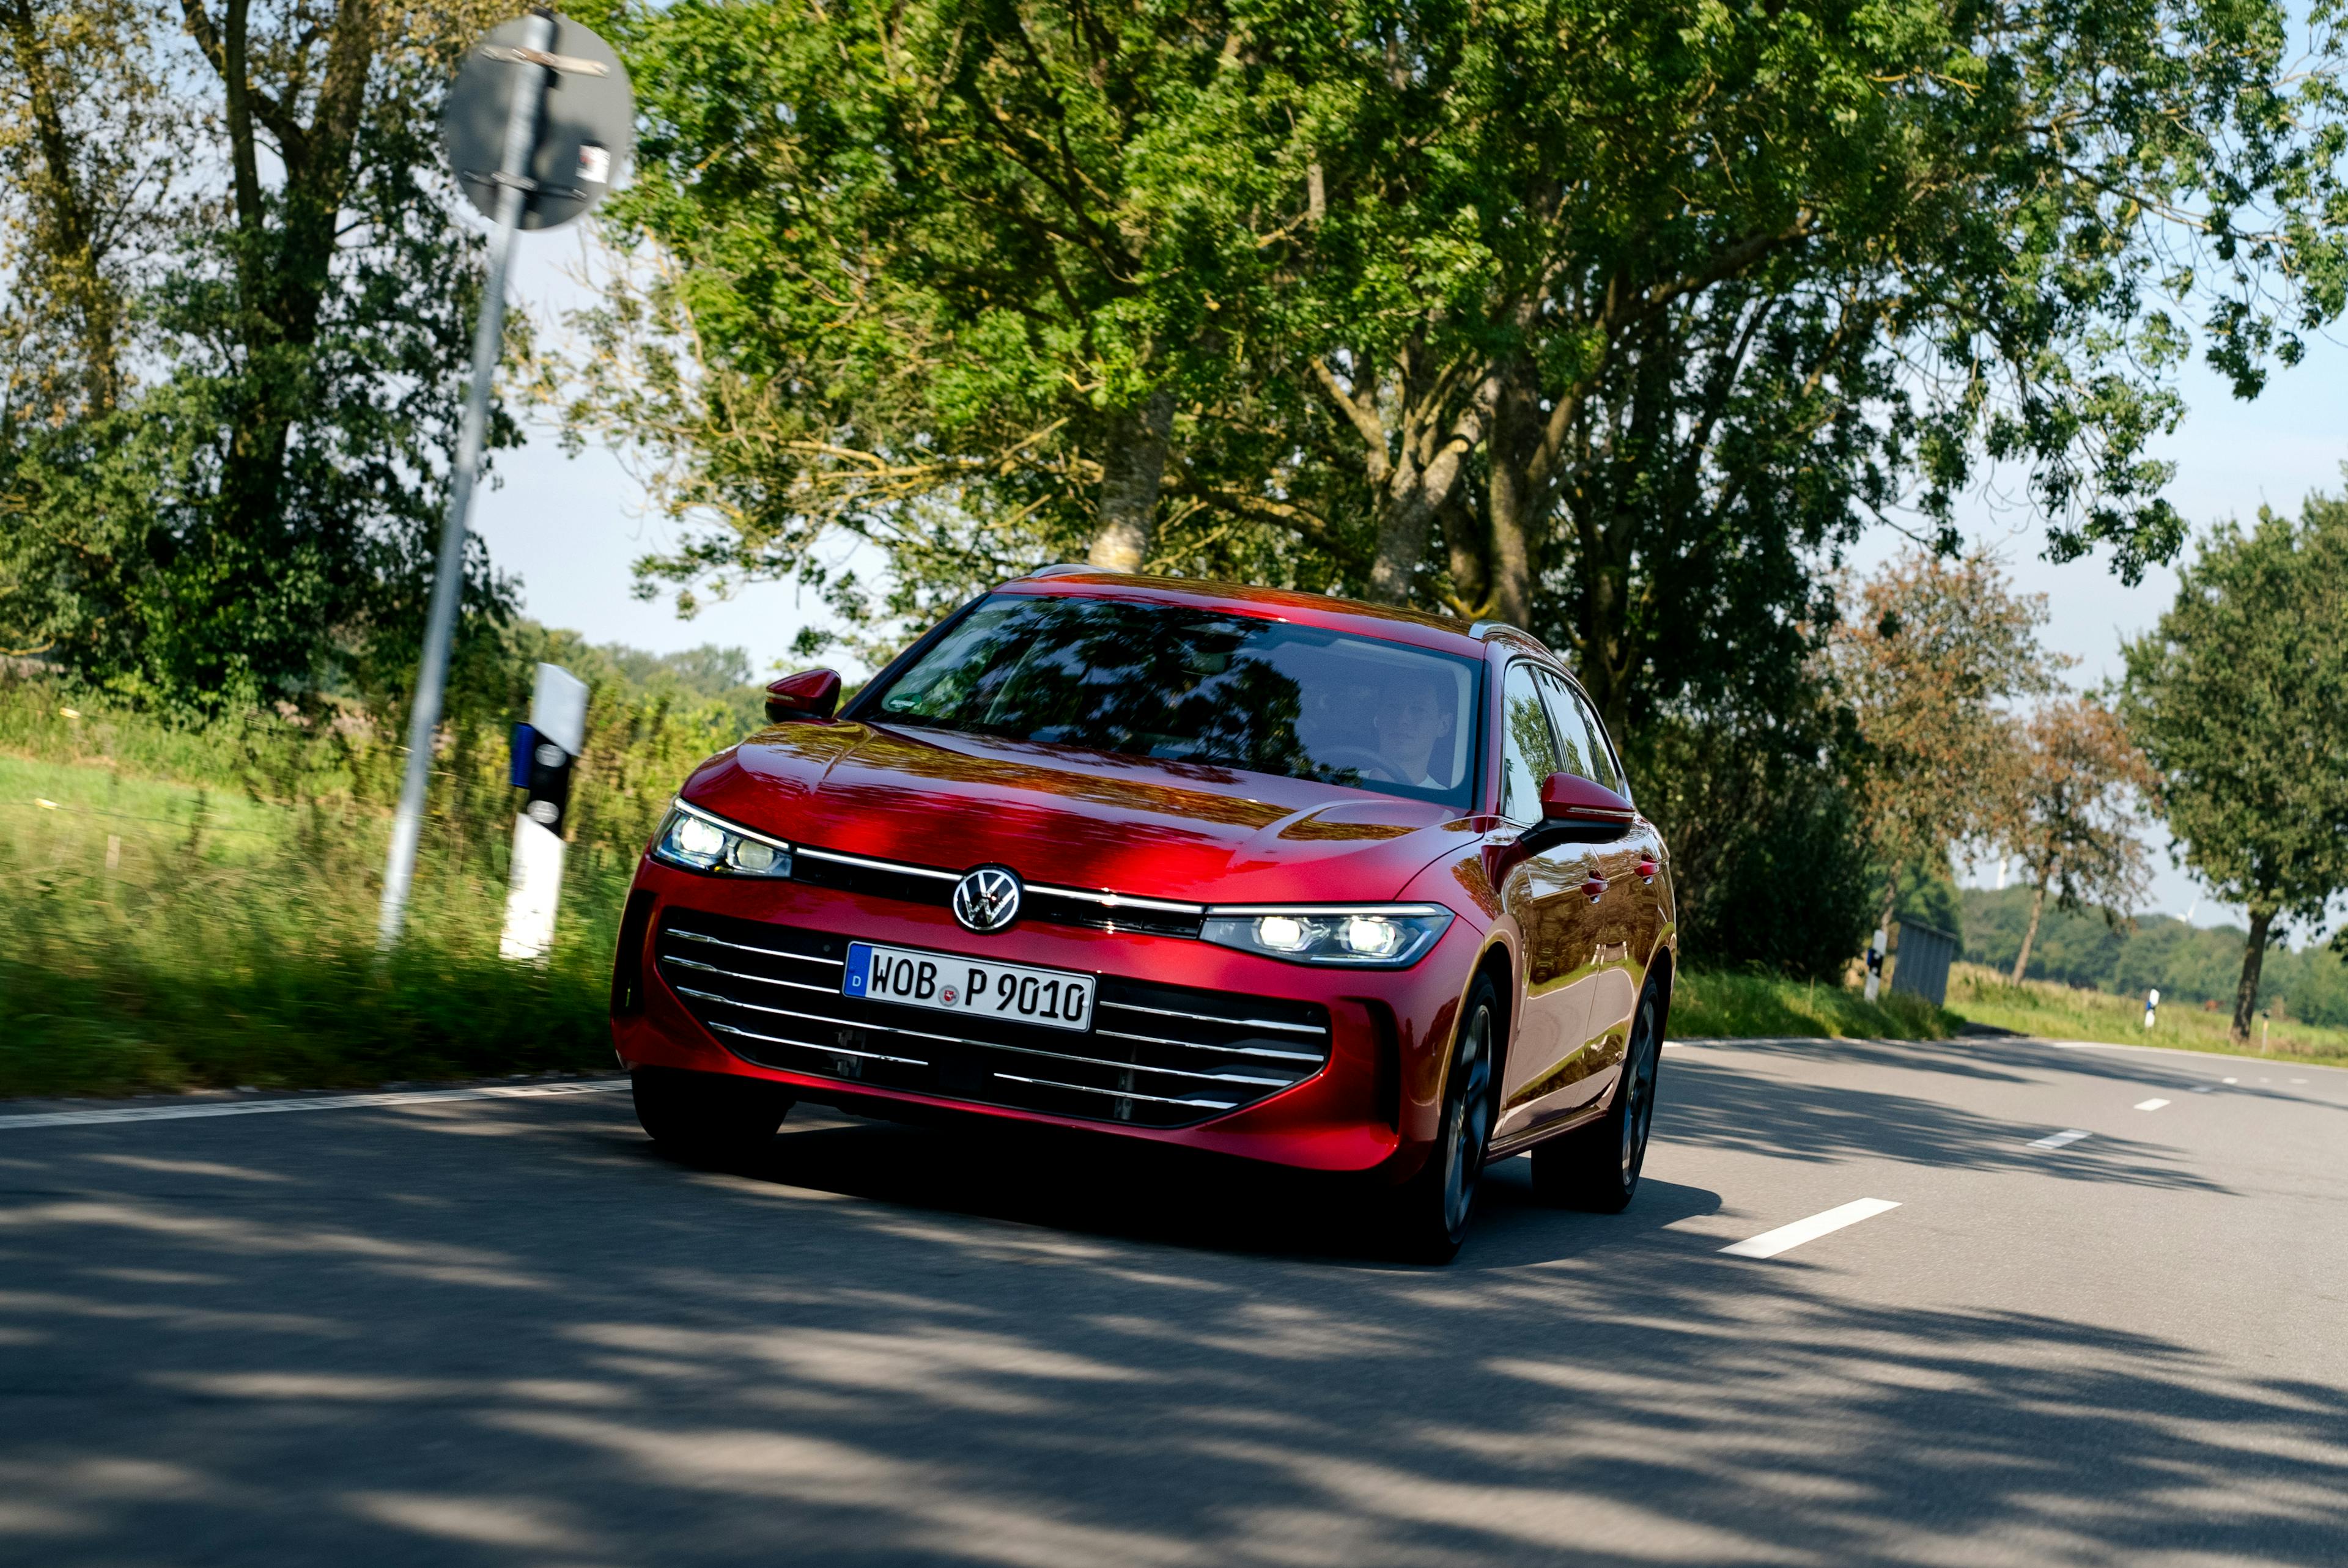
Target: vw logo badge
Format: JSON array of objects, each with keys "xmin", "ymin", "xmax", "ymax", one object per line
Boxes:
[{"xmin": 952, "ymin": 866, "xmax": 1022, "ymax": 933}]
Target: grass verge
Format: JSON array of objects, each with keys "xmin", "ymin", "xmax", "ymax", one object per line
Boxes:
[
  {"xmin": 1944, "ymin": 963, "xmax": 2348, "ymax": 1067},
  {"xmin": 1669, "ymin": 968, "xmax": 1957, "ymax": 1042},
  {"xmin": 1, "ymin": 755, "xmax": 623, "ymax": 1099}
]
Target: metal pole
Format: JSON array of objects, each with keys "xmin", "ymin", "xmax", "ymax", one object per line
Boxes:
[{"xmin": 377, "ymin": 10, "xmax": 558, "ymax": 950}]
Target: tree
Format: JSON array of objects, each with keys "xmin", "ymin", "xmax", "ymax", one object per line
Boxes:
[
  {"xmin": 1992, "ymin": 698, "xmax": 2157, "ymax": 983},
  {"xmin": 564, "ymin": 0, "xmax": 2348, "ymax": 745},
  {"xmin": 0, "ymin": 0, "xmax": 182, "ymax": 427},
  {"xmin": 555, "ymin": 0, "xmax": 1315, "ymax": 627},
  {"xmin": 2120, "ymin": 497, "xmax": 2348, "ymax": 1043},
  {"xmin": 0, "ymin": 0, "xmax": 517, "ymax": 707},
  {"xmin": 1832, "ymin": 550, "xmax": 2059, "ymax": 930}
]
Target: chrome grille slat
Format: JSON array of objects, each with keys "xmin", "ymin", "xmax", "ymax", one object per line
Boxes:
[
  {"xmin": 1091, "ymin": 1027, "xmax": 1323, "ymax": 1065},
  {"xmin": 676, "ymin": 987, "xmax": 1300, "ymax": 1088},
  {"xmin": 663, "ymin": 955, "xmax": 837, "ymax": 995},
  {"xmin": 707, "ymin": 1020, "xmax": 925, "ymax": 1066},
  {"xmin": 670, "ymin": 928, "xmax": 844, "ymax": 966},
  {"xmin": 1093, "ymin": 999, "xmax": 1329, "ymax": 1037},
  {"xmin": 992, "ymin": 1074, "xmax": 1237, "ymax": 1111},
  {"xmin": 654, "ymin": 912, "xmax": 1330, "ymax": 1129}
]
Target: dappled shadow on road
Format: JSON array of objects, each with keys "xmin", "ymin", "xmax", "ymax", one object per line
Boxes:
[
  {"xmin": 1658, "ymin": 1043, "xmax": 2234, "ymax": 1194},
  {"xmin": 0, "ymin": 1095, "xmax": 2339, "ymax": 1566}
]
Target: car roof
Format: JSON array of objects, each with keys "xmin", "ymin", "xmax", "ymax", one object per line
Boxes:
[{"xmin": 1005, "ymin": 568, "xmax": 1559, "ymax": 663}]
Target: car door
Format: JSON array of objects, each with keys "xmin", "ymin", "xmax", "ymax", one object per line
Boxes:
[
  {"xmin": 1490, "ymin": 661, "xmax": 1602, "ymax": 1143},
  {"xmin": 1535, "ymin": 669, "xmax": 1664, "ymax": 1105}
]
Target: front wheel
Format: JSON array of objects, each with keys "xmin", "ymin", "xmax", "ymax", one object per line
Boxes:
[
  {"xmin": 632, "ymin": 1067, "xmax": 793, "ymax": 1167},
  {"xmin": 1386, "ymin": 974, "xmax": 1499, "ymax": 1264},
  {"xmin": 1531, "ymin": 982, "xmax": 1663, "ymax": 1213}
]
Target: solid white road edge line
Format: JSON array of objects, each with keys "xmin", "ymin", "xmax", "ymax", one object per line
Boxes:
[
  {"xmin": 2135, "ymin": 1097, "xmax": 2171, "ymax": 1111},
  {"xmin": 0, "ymin": 1080, "xmax": 629, "ymax": 1130},
  {"xmin": 2029, "ymin": 1128, "xmax": 2092, "ymax": 1149},
  {"xmin": 1719, "ymin": 1198, "xmax": 1900, "ymax": 1259}
]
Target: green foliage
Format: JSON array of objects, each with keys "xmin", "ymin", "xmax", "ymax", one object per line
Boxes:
[
  {"xmin": 0, "ymin": 0, "xmax": 518, "ymax": 710},
  {"xmin": 2119, "ymin": 492, "xmax": 2348, "ymax": 1034},
  {"xmin": 562, "ymin": 0, "xmax": 2348, "ymax": 728},
  {"xmin": 1634, "ymin": 698, "xmax": 1874, "ymax": 981},
  {"xmin": 1962, "ymin": 887, "xmax": 2348, "ymax": 1029}
]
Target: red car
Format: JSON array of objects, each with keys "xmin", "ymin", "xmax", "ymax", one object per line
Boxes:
[{"xmin": 610, "ymin": 569, "xmax": 1675, "ymax": 1260}]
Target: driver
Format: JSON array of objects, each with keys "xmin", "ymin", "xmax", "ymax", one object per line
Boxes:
[{"xmin": 1372, "ymin": 666, "xmax": 1456, "ymax": 789}]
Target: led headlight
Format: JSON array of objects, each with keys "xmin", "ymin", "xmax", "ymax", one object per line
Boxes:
[
  {"xmin": 1199, "ymin": 905, "xmax": 1452, "ymax": 967},
  {"xmin": 648, "ymin": 801, "xmax": 792, "ymax": 878}
]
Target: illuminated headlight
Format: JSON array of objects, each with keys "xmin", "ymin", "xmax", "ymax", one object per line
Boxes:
[
  {"xmin": 1200, "ymin": 905, "xmax": 1452, "ymax": 967},
  {"xmin": 648, "ymin": 803, "xmax": 792, "ymax": 878}
]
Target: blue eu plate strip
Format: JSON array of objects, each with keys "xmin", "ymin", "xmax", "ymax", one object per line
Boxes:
[{"xmin": 842, "ymin": 943, "xmax": 873, "ymax": 997}]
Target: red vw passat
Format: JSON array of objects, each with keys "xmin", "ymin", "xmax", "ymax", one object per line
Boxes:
[{"xmin": 610, "ymin": 570, "xmax": 1675, "ymax": 1260}]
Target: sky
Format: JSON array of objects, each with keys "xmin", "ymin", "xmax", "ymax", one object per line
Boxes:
[{"xmin": 470, "ymin": 238, "xmax": 2348, "ymax": 940}]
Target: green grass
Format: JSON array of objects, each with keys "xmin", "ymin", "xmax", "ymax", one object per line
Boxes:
[
  {"xmin": 1669, "ymin": 967, "xmax": 1958, "ymax": 1042},
  {"xmin": 1666, "ymin": 961, "xmax": 2348, "ymax": 1071},
  {"xmin": 0, "ymin": 749, "xmax": 630, "ymax": 1098},
  {"xmin": 1943, "ymin": 963, "xmax": 2348, "ymax": 1067}
]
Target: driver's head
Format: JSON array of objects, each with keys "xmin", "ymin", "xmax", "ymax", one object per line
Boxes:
[{"xmin": 1374, "ymin": 666, "xmax": 1453, "ymax": 777}]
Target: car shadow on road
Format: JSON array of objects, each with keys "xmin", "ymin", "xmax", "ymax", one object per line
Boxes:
[{"xmin": 714, "ymin": 1110, "xmax": 1711, "ymax": 1272}]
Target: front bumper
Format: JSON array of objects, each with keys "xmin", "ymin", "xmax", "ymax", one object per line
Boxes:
[{"xmin": 611, "ymin": 860, "xmax": 1476, "ymax": 1174}]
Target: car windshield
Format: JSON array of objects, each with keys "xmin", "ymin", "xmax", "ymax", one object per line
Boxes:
[{"xmin": 865, "ymin": 593, "xmax": 1483, "ymax": 806}]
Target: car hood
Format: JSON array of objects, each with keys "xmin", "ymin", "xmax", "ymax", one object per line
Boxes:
[{"xmin": 677, "ymin": 720, "xmax": 1482, "ymax": 905}]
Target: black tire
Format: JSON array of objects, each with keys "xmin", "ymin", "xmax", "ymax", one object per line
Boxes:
[
  {"xmin": 632, "ymin": 1067, "xmax": 793, "ymax": 1167},
  {"xmin": 1530, "ymin": 982, "xmax": 1663, "ymax": 1213},
  {"xmin": 1386, "ymin": 973, "xmax": 1501, "ymax": 1264}
]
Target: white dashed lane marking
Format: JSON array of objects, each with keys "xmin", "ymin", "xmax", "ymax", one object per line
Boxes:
[
  {"xmin": 2135, "ymin": 1098, "xmax": 2171, "ymax": 1111},
  {"xmin": 0, "ymin": 1080, "xmax": 628, "ymax": 1131},
  {"xmin": 2029, "ymin": 1128, "xmax": 2093, "ymax": 1149},
  {"xmin": 1719, "ymin": 1198, "xmax": 1900, "ymax": 1259}
]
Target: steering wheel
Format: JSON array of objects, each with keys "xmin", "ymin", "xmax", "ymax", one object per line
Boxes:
[{"xmin": 1315, "ymin": 745, "xmax": 1401, "ymax": 782}]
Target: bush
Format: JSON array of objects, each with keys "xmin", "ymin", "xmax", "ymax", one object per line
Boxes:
[{"xmin": 1637, "ymin": 708, "xmax": 1874, "ymax": 981}]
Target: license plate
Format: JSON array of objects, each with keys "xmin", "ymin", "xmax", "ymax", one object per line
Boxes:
[{"xmin": 842, "ymin": 942, "xmax": 1095, "ymax": 1032}]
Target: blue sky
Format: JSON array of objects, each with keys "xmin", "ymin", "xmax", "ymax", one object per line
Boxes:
[{"xmin": 472, "ymin": 242, "xmax": 2348, "ymax": 938}]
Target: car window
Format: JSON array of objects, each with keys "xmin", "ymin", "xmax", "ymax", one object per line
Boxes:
[
  {"xmin": 1498, "ymin": 662, "xmax": 1562, "ymax": 822},
  {"xmin": 1534, "ymin": 668, "xmax": 1625, "ymax": 796},
  {"xmin": 865, "ymin": 592, "xmax": 1485, "ymax": 807}
]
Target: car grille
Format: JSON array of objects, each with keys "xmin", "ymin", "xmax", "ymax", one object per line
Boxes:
[{"xmin": 653, "ymin": 910, "xmax": 1331, "ymax": 1129}]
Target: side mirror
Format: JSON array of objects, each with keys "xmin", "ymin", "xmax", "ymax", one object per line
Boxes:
[
  {"xmin": 764, "ymin": 668, "xmax": 842, "ymax": 724},
  {"xmin": 1538, "ymin": 771, "xmax": 1634, "ymax": 825}
]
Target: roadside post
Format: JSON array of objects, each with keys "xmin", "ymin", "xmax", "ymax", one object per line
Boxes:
[
  {"xmin": 1864, "ymin": 926, "xmax": 1886, "ymax": 1003},
  {"xmin": 2144, "ymin": 988, "xmax": 2160, "ymax": 1029},
  {"xmin": 375, "ymin": 10, "xmax": 633, "ymax": 949},
  {"xmin": 501, "ymin": 663, "xmax": 589, "ymax": 962}
]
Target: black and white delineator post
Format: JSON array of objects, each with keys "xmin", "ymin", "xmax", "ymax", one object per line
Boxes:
[
  {"xmin": 501, "ymin": 663, "xmax": 589, "ymax": 962},
  {"xmin": 375, "ymin": 10, "xmax": 633, "ymax": 951}
]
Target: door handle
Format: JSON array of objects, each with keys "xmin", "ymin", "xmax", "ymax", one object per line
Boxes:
[
  {"xmin": 1637, "ymin": 858, "xmax": 1658, "ymax": 883},
  {"xmin": 1580, "ymin": 875, "xmax": 1608, "ymax": 902}
]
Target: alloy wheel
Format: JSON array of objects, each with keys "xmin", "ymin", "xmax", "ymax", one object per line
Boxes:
[
  {"xmin": 1442, "ymin": 1003, "xmax": 1495, "ymax": 1235},
  {"xmin": 1618, "ymin": 997, "xmax": 1659, "ymax": 1186}
]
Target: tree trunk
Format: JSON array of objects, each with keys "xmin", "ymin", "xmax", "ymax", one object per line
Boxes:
[
  {"xmin": 2231, "ymin": 905, "xmax": 2275, "ymax": 1046},
  {"xmin": 2010, "ymin": 872, "xmax": 2051, "ymax": 984},
  {"xmin": 1086, "ymin": 386, "xmax": 1174, "ymax": 572}
]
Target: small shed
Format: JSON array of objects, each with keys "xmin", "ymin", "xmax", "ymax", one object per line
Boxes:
[{"xmin": 1889, "ymin": 919, "xmax": 1959, "ymax": 1007}]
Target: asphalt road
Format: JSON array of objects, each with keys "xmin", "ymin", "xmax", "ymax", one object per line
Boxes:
[{"xmin": 2, "ymin": 1034, "xmax": 2344, "ymax": 1567}]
